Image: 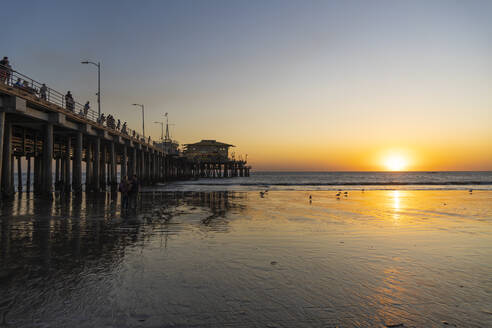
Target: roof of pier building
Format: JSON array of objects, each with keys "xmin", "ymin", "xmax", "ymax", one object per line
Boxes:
[{"xmin": 184, "ymin": 140, "xmax": 235, "ymax": 148}]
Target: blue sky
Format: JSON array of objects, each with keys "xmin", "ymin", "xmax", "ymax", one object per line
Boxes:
[{"xmin": 3, "ymin": 0, "xmax": 492, "ymax": 170}]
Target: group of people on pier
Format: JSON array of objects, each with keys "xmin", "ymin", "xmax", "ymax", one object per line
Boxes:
[
  {"xmin": 1, "ymin": 57, "xmax": 47, "ymax": 98},
  {"xmin": 1, "ymin": 56, "xmax": 137, "ymax": 141},
  {"xmin": 97, "ymin": 113, "xmax": 128, "ymax": 135}
]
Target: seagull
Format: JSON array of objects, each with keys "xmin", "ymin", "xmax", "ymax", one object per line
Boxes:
[{"xmin": 260, "ymin": 191, "xmax": 265, "ymax": 197}]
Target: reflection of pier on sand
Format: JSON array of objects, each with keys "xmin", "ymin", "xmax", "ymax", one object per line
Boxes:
[{"xmin": 0, "ymin": 191, "xmax": 246, "ymax": 326}]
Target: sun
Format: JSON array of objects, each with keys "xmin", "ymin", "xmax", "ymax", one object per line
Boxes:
[{"xmin": 384, "ymin": 155, "xmax": 408, "ymax": 171}]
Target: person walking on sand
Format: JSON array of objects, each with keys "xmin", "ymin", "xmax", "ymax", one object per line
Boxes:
[
  {"xmin": 119, "ymin": 176, "xmax": 130, "ymax": 211},
  {"xmin": 128, "ymin": 174, "xmax": 140, "ymax": 210}
]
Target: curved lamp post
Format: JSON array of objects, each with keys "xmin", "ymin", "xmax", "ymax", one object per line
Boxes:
[
  {"xmin": 132, "ymin": 103, "xmax": 145, "ymax": 138},
  {"xmin": 81, "ymin": 60, "xmax": 101, "ymax": 118}
]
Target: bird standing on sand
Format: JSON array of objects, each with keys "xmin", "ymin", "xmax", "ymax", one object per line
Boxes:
[{"xmin": 260, "ymin": 191, "xmax": 265, "ymax": 197}]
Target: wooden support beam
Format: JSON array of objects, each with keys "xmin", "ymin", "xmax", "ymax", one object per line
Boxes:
[
  {"xmin": 0, "ymin": 112, "xmax": 5, "ymax": 193},
  {"xmin": 86, "ymin": 141, "xmax": 93, "ymax": 190},
  {"xmin": 101, "ymin": 143, "xmax": 107, "ymax": 190},
  {"xmin": 42, "ymin": 123, "xmax": 53, "ymax": 194},
  {"xmin": 64, "ymin": 135, "xmax": 71, "ymax": 192},
  {"xmin": 1, "ymin": 122, "xmax": 12, "ymax": 197},
  {"xmin": 110, "ymin": 141, "xmax": 116, "ymax": 188},
  {"xmin": 121, "ymin": 145, "xmax": 127, "ymax": 181},
  {"xmin": 55, "ymin": 158, "xmax": 60, "ymax": 189},
  {"xmin": 131, "ymin": 146, "xmax": 136, "ymax": 177},
  {"xmin": 17, "ymin": 156, "xmax": 22, "ymax": 192},
  {"xmin": 94, "ymin": 138, "xmax": 100, "ymax": 191},
  {"xmin": 26, "ymin": 156, "xmax": 31, "ymax": 192},
  {"xmin": 72, "ymin": 132, "xmax": 82, "ymax": 192}
]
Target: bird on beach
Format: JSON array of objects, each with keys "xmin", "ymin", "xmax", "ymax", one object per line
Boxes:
[
  {"xmin": 336, "ymin": 192, "xmax": 341, "ymax": 197},
  {"xmin": 260, "ymin": 191, "xmax": 265, "ymax": 197}
]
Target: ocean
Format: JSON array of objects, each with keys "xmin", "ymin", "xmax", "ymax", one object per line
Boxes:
[
  {"xmin": 155, "ymin": 171, "xmax": 492, "ymax": 191},
  {"xmin": 13, "ymin": 171, "xmax": 492, "ymax": 192}
]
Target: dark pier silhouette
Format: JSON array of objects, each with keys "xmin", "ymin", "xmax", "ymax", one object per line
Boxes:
[{"xmin": 0, "ymin": 64, "xmax": 250, "ymax": 197}]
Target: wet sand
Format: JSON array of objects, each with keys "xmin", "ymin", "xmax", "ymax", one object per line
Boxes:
[{"xmin": 1, "ymin": 190, "xmax": 491, "ymax": 327}]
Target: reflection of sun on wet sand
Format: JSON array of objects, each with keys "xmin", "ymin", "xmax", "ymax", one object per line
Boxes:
[{"xmin": 0, "ymin": 190, "xmax": 491, "ymax": 327}]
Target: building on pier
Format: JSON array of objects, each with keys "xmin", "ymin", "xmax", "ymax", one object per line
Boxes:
[{"xmin": 183, "ymin": 140, "xmax": 234, "ymax": 161}]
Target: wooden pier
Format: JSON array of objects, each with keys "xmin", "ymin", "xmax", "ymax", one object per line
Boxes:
[{"xmin": 0, "ymin": 65, "xmax": 250, "ymax": 197}]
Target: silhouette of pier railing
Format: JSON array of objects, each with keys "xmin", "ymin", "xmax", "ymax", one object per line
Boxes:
[{"xmin": 0, "ymin": 63, "xmax": 148, "ymax": 145}]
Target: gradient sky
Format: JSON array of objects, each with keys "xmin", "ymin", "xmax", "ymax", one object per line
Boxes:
[{"xmin": 3, "ymin": 0, "xmax": 491, "ymax": 171}]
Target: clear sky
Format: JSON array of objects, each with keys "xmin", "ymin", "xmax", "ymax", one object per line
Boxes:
[{"xmin": 3, "ymin": 0, "xmax": 491, "ymax": 171}]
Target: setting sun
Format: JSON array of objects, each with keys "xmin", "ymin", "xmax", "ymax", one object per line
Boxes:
[{"xmin": 384, "ymin": 155, "xmax": 408, "ymax": 171}]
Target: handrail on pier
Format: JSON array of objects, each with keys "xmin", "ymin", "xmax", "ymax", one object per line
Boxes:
[{"xmin": 0, "ymin": 63, "xmax": 153, "ymax": 146}]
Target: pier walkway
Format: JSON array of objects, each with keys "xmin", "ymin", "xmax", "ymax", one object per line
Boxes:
[{"xmin": 0, "ymin": 64, "xmax": 250, "ymax": 197}]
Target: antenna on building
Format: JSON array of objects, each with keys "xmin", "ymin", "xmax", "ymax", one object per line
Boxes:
[{"xmin": 165, "ymin": 112, "xmax": 170, "ymax": 141}]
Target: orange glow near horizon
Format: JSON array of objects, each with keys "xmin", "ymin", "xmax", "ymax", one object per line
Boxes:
[{"xmin": 383, "ymin": 154, "xmax": 408, "ymax": 171}]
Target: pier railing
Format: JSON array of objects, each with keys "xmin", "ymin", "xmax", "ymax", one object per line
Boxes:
[{"xmin": 0, "ymin": 63, "xmax": 151, "ymax": 145}]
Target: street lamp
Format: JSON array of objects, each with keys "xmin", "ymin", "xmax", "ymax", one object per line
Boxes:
[
  {"xmin": 81, "ymin": 60, "xmax": 101, "ymax": 118},
  {"xmin": 154, "ymin": 121, "xmax": 164, "ymax": 141},
  {"xmin": 132, "ymin": 104, "xmax": 145, "ymax": 138}
]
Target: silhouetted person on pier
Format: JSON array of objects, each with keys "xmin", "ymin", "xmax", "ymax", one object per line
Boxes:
[
  {"xmin": 99, "ymin": 113, "xmax": 106, "ymax": 125},
  {"xmin": 107, "ymin": 114, "xmax": 115, "ymax": 129},
  {"xmin": 39, "ymin": 83, "xmax": 47, "ymax": 100},
  {"xmin": 116, "ymin": 119, "xmax": 121, "ymax": 131},
  {"xmin": 0, "ymin": 56, "xmax": 12, "ymax": 84},
  {"xmin": 83, "ymin": 101, "xmax": 90, "ymax": 116},
  {"xmin": 121, "ymin": 122, "xmax": 127, "ymax": 134},
  {"xmin": 65, "ymin": 91, "xmax": 74, "ymax": 111},
  {"xmin": 14, "ymin": 78, "xmax": 22, "ymax": 87}
]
